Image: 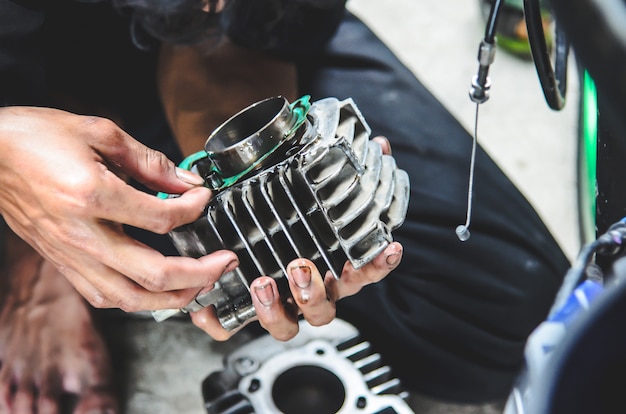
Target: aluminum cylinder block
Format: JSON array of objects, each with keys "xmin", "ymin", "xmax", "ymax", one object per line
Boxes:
[
  {"xmin": 152, "ymin": 96, "xmax": 410, "ymax": 330},
  {"xmin": 202, "ymin": 318, "xmax": 415, "ymax": 414}
]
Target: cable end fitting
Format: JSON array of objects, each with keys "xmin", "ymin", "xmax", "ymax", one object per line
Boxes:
[
  {"xmin": 456, "ymin": 225, "xmax": 471, "ymax": 241},
  {"xmin": 469, "ymin": 75, "xmax": 492, "ymax": 104},
  {"xmin": 469, "ymin": 40, "xmax": 496, "ymax": 104}
]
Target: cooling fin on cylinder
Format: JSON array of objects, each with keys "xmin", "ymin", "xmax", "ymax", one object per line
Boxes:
[{"xmin": 152, "ymin": 96, "xmax": 410, "ymax": 330}]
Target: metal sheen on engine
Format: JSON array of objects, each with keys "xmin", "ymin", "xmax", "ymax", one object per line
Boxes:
[{"xmin": 152, "ymin": 95, "xmax": 410, "ymax": 331}]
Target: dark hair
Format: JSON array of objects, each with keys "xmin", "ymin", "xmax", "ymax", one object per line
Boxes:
[
  {"xmin": 102, "ymin": 0, "xmax": 347, "ymax": 54},
  {"xmin": 109, "ymin": 0, "xmax": 227, "ymax": 49}
]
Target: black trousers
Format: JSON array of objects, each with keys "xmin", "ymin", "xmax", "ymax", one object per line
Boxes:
[
  {"xmin": 286, "ymin": 11, "xmax": 570, "ymax": 403},
  {"xmin": 38, "ymin": 4, "xmax": 570, "ymax": 404}
]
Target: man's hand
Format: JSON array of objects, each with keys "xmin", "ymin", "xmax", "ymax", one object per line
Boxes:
[
  {"xmin": 189, "ymin": 242, "xmax": 403, "ymax": 341},
  {"xmin": 188, "ymin": 136, "xmax": 402, "ymax": 341},
  {"xmin": 0, "ymin": 106, "xmax": 239, "ymax": 312},
  {"xmin": 158, "ymin": 37, "xmax": 404, "ymax": 341}
]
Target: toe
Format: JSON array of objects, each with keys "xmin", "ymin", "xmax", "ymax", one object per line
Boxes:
[
  {"xmin": 36, "ymin": 395, "xmax": 60, "ymax": 414},
  {"xmin": 37, "ymin": 367, "xmax": 63, "ymax": 414},
  {"xmin": 73, "ymin": 387, "xmax": 119, "ymax": 414},
  {"xmin": 0, "ymin": 375, "xmax": 10, "ymax": 412},
  {"xmin": 12, "ymin": 385, "xmax": 35, "ymax": 413}
]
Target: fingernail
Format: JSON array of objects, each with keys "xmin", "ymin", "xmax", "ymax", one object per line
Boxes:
[
  {"xmin": 290, "ymin": 265, "xmax": 312, "ymax": 289},
  {"xmin": 374, "ymin": 136, "xmax": 392, "ymax": 155},
  {"xmin": 253, "ymin": 282, "xmax": 274, "ymax": 306},
  {"xmin": 176, "ymin": 167, "xmax": 205, "ymax": 186},
  {"xmin": 224, "ymin": 259, "xmax": 239, "ymax": 274},
  {"xmin": 384, "ymin": 243, "xmax": 402, "ymax": 266}
]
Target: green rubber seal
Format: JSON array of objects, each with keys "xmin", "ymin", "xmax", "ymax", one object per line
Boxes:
[{"xmin": 156, "ymin": 95, "xmax": 311, "ymax": 199}]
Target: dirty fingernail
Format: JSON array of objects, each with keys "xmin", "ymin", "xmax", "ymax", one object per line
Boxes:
[
  {"xmin": 253, "ymin": 282, "xmax": 274, "ymax": 306},
  {"xmin": 384, "ymin": 243, "xmax": 402, "ymax": 266},
  {"xmin": 374, "ymin": 136, "xmax": 392, "ymax": 155},
  {"xmin": 290, "ymin": 265, "xmax": 312, "ymax": 289},
  {"xmin": 176, "ymin": 167, "xmax": 205, "ymax": 186},
  {"xmin": 224, "ymin": 259, "xmax": 239, "ymax": 274}
]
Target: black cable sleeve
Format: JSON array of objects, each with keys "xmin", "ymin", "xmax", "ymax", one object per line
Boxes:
[
  {"xmin": 484, "ymin": 0, "xmax": 505, "ymax": 44},
  {"xmin": 524, "ymin": 0, "xmax": 569, "ymax": 110}
]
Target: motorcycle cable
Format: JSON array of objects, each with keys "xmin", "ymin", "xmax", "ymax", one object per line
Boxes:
[
  {"xmin": 457, "ymin": 0, "xmax": 505, "ymax": 241},
  {"xmin": 457, "ymin": 0, "xmax": 569, "ymax": 241}
]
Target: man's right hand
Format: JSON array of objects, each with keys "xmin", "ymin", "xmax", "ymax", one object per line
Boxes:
[{"xmin": 0, "ymin": 106, "xmax": 239, "ymax": 312}]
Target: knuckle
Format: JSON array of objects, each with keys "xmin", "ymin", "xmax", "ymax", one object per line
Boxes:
[
  {"xmin": 86, "ymin": 291, "xmax": 108, "ymax": 308},
  {"xmin": 371, "ymin": 272, "xmax": 387, "ymax": 284},
  {"xmin": 273, "ymin": 327, "xmax": 299, "ymax": 342},
  {"xmin": 82, "ymin": 116, "xmax": 123, "ymax": 144},
  {"xmin": 149, "ymin": 213, "xmax": 177, "ymax": 234},
  {"xmin": 49, "ymin": 224, "xmax": 98, "ymax": 255},
  {"xmin": 307, "ymin": 313, "xmax": 334, "ymax": 327},
  {"xmin": 56, "ymin": 174, "xmax": 101, "ymax": 214},
  {"xmin": 144, "ymin": 148, "xmax": 174, "ymax": 177},
  {"xmin": 117, "ymin": 294, "xmax": 141, "ymax": 312},
  {"xmin": 211, "ymin": 331, "xmax": 233, "ymax": 342},
  {"xmin": 304, "ymin": 302, "xmax": 336, "ymax": 327},
  {"xmin": 170, "ymin": 290, "xmax": 195, "ymax": 308},
  {"xmin": 364, "ymin": 266, "xmax": 387, "ymax": 284},
  {"xmin": 143, "ymin": 261, "xmax": 188, "ymax": 292},
  {"xmin": 140, "ymin": 272, "xmax": 168, "ymax": 292},
  {"xmin": 191, "ymin": 317, "xmax": 231, "ymax": 341},
  {"xmin": 80, "ymin": 116, "xmax": 133, "ymax": 166},
  {"xmin": 171, "ymin": 297, "xmax": 191, "ymax": 309}
]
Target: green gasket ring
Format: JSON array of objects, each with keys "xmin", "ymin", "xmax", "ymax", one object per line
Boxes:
[{"xmin": 156, "ymin": 95, "xmax": 311, "ymax": 199}]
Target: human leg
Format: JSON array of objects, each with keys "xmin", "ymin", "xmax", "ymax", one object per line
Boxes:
[
  {"xmin": 0, "ymin": 228, "xmax": 118, "ymax": 413},
  {"xmin": 294, "ymin": 11, "xmax": 570, "ymax": 403}
]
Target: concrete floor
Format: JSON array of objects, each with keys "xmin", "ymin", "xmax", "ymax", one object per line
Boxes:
[{"xmin": 110, "ymin": 1, "xmax": 582, "ymax": 413}]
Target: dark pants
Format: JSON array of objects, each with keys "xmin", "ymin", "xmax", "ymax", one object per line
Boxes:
[
  {"xmin": 290, "ymin": 11, "xmax": 570, "ymax": 403},
  {"xmin": 40, "ymin": 4, "xmax": 570, "ymax": 404}
]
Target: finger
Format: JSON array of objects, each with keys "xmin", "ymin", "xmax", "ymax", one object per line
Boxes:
[
  {"xmin": 85, "ymin": 117, "xmax": 204, "ymax": 194},
  {"xmin": 250, "ymin": 277, "xmax": 299, "ymax": 341},
  {"xmin": 36, "ymin": 367, "xmax": 62, "ymax": 414},
  {"xmin": 37, "ymin": 395, "xmax": 60, "ymax": 414},
  {"xmin": 329, "ymin": 242, "xmax": 403, "ymax": 301},
  {"xmin": 74, "ymin": 265, "xmax": 200, "ymax": 312},
  {"xmin": 92, "ymin": 226, "xmax": 239, "ymax": 293},
  {"xmin": 0, "ymin": 376, "xmax": 11, "ymax": 413},
  {"xmin": 372, "ymin": 135, "xmax": 392, "ymax": 155},
  {"xmin": 46, "ymin": 225, "xmax": 239, "ymax": 312},
  {"xmin": 189, "ymin": 306, "xmax": 234, "ymax": 342},
  {"xmin": 59, "ymin": 266, "xmax": 115, "ymax": 309},
  {"xmin": 286, "ymin": 259, "xmax": 335, "ymax": 327},
  {"xmin": 95, "ymin": 179, "xmax": 212, "ymax": 234},
  {"xmin": 55, "ymin": 249, "xmax": 200, "ymax": 312},
  {"xmin": 36, "ymin": 397, "xmax": 59, "ymax": 414},
  {"xmin": 73, "ymin": 389, "xmax": 119, "ymax": 414},
  {"xmin": 12, "ymin": 384, "xmax": 35, "ymax": 414}
]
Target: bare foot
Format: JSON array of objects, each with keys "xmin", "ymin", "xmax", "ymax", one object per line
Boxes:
[{"xmin": 0, "ymin": 231, "xmax": 118, "ymax": 413}]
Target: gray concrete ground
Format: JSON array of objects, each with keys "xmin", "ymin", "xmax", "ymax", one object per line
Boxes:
[{"xmin": 108, "ymin": 0, "xmax": 582, "ymax": 412}]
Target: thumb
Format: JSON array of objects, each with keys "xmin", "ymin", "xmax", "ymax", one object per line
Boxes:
[{"xmin": 91, "ymin": 126, "xmax": 205, "ymax": 194}]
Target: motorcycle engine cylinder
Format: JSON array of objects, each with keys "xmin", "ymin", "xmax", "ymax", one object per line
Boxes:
[{"xmin": 152, "ymin": 96, "xmax": 410, "ymax": 331}]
